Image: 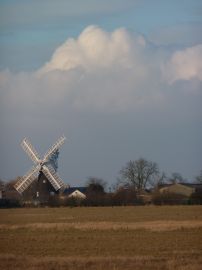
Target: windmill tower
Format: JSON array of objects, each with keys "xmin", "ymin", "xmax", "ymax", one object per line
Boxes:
[{"xmin": 14, "ymin": 136, "xmax": 66, "ymax": 204}]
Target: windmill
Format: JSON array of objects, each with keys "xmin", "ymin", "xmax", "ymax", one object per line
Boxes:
[{"xmin": 14, "ymin": 136, "xmax": 66, "ymax": 202}]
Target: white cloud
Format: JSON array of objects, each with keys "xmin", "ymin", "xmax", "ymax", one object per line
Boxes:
[
  {"xmin": 0, "ymin": 26, "xmax": 201, "ymax": 115},
  {"xmin": 164, "ymin": 44, "xmax": 202, "ymax": 83},
  {"xmin": 39, "ymin": 25, "xmax": 145, "ymax": 74},
  {"xmin": 15, "ymin": 26, "xmax": 158, "ymax": 112}
]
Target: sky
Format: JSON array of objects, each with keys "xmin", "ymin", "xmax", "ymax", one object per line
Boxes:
[{"xmin": 0, "ymin": 0, "xmax": 202, "ymax": 187}]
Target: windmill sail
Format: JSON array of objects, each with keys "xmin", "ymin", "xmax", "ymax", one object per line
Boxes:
[
  {"xmin": 21, "ymin": 138, "xmax": 40, "ymax": 164},
  {"xmin": 14, "ymin": 165, "xmax": 40, "ymax": 193},
  {"xmin": 44, "ymin": 136, "xmax": 66, "ymax": 162},
  {"xmin": 15, "ymin": 136, "xmax": 66, "ymax": 195},
  {"xmin": 42, "ymin": 165, "xmax": 64, "ymax": 191}
]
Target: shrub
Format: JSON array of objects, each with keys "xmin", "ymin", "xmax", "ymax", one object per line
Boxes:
[
  {"xmin": 64, "ymin": 196, "xmax": 83, "ymax": 207},
  {"xmin": 190, "ymin": 190, "xmax": 202, "ymax": 204},
  {"xmin": 152, "ymin": 191, "xmax": 189, "ymax": 205},
  {"xmin": 0, "ymin": 198, "xmax": 22, "ymax": 208},
  {"xmin": 112, "ymin": 187, "xmax": 143, "ymax": 206}
]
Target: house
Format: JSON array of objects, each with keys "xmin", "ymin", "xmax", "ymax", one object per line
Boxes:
[
  {"xmin": 63, "ymin": 187, "xmax": 87, "ymax": 200},
  {"xmin": 158, "ymin": 183, "xmax": 202, "ymax": 197}
]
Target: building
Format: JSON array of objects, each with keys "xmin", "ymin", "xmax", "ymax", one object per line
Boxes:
[
  {"xmin": 158, "ymin": 182, "xmax": 202, "ymax": 200},
  {"xmin": 22, "ymin": 173, "xmax": 59, "ymax": 205},
  {"xmin": 63, "ymin": 187, "xmax": 87, "ymax": 200}
]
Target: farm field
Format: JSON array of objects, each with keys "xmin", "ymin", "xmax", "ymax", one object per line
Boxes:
[{"xmin": 0, "ymin": 206, "xmax": 202, "ymax": 270}]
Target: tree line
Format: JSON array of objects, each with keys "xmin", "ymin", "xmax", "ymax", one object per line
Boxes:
[{"xmin": 0, "ymin": 158, "xmax": 202, "ymax": 207}]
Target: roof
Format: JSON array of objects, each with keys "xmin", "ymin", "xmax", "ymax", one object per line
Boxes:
[
  {"xmin": 68, "ymin": 189, "xmax": 87, "ymax": 199},
  {"xmin": 158, "ymin": 184, "xmax": 172, "ymax": 189},
  {"xmin": 180, "ymin": 183, "xmax": 202, "ymax": 188},
  {"xmin": 180, "ymin": 183, "xmax": 202, "ymax": 192},
  {"xmin": 63, "ymin": 187, "xmax": 87, "ymax": 195},
  {"xmin": 158, "ymin": 182, "xmax": 202, "ymax": 191}
]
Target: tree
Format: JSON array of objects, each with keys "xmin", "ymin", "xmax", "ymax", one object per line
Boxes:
[
  {"xmin": 119, "ymin": 158, "xmax": 159, "ymax": 190},
  {"xmin": 112, "ymin": 186, "xmax": 141, "ymax": 206},
  {"xmin": 151, "ymin": 172, "xmax": 167, "ymax": 188},
  {"xmin": 85, "ymin": 177, "xmax": 106, "ymax": 206},
  {"xmin": 4, "ymin": 179, "xmax": 17, "ymax": 191},
  {"xmin": 86, "ymin": 177, "xmax": 106, "ymax": 194},
  {"xmin": 195, "ymin": 170, "xmax": 202, "ymax": 184},
  {"xmin": 1, "ymin": 178, "xmax": 22, "ymax": 207},
  {"xmin": 0, "ymin": 179, "xmax": 5, "ymax": 191},
  {"xmin": 152, "ymin": 191, "xmax": 188, "ymax": 205},
  {"xmin": 168, "ymin": 172, "xmax": 185, "ymax": 184}
]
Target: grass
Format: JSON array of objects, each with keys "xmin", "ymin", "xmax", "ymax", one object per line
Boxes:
[{"xmin": 0, "ymin": 205, "xmax": 202, "ymax": 269}]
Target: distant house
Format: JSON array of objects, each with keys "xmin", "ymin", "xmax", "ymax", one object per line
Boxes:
[
  {"xmin": 63, "ymin": 187, "xmax": 87, "ymax": 200},
  {"xmin": 158, "ymin": 183, "xmax": 202, "ymax": 197}
]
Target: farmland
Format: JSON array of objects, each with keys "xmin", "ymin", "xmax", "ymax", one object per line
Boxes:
[{"xmin": 0, "ymin": 206, "xmax": 202, "ymax": 269}]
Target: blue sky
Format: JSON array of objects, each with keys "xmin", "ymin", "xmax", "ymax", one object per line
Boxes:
[
  {"xmin": 0, "ymin": 0, "xmax": 202, "ymax": 186},
  {"xmin": 1, "ymin": 0, "xmax": 201, "ymax": 70}
]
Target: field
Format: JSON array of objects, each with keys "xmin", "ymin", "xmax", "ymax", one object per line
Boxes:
[{"xmin": 0, "ymin": 206, "xmax": 202, "ymax": 270}]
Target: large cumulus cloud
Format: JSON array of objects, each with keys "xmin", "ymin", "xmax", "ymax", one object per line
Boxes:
[
  {"xmin": 0, "ymin": 25, "xmax": 201, "ymax": 114},
  {"xmin": 39, "ymin": 26, "xmax": 145, "ymax": 73}
]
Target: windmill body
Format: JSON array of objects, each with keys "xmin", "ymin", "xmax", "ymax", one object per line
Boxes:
[{"xmin": 15, "ymin": 136, "xmax": 66, "ymax": 203}]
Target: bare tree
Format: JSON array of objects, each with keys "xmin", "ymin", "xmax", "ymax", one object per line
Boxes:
[
  {"xmin": 168, "ymin": 172, "xmax": 185, "ymax": 184},
  {"xmin": 119, "ymin": 158, "xmax": 159, "ymax": 190},
  {"xmin": 3, "ymin": 178, "xmax": 22, "ymax": 201},
  {"xmin": 4, "ymin": 178, "xmax": 20, "ymax": 191},
  {"xmin": 0, "ymin": 179, "xmax": 5, "ymax": 199},
  {"xmin": 150, "ymin": 172, "xmax": 167, "ymax": 188},
  {"xmin": 0, "ymin": 179, "xmax": 5, "ymax": 190}
]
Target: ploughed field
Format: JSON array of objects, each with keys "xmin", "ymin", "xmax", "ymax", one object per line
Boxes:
[{"xmin": 0, "ymin": 206, "xmax": 202, "ymax": 270}]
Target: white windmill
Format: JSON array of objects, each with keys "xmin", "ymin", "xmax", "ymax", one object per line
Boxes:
[{"xmin": 14, "ymin": 136, "xmax": 66, "ymax": 196}]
